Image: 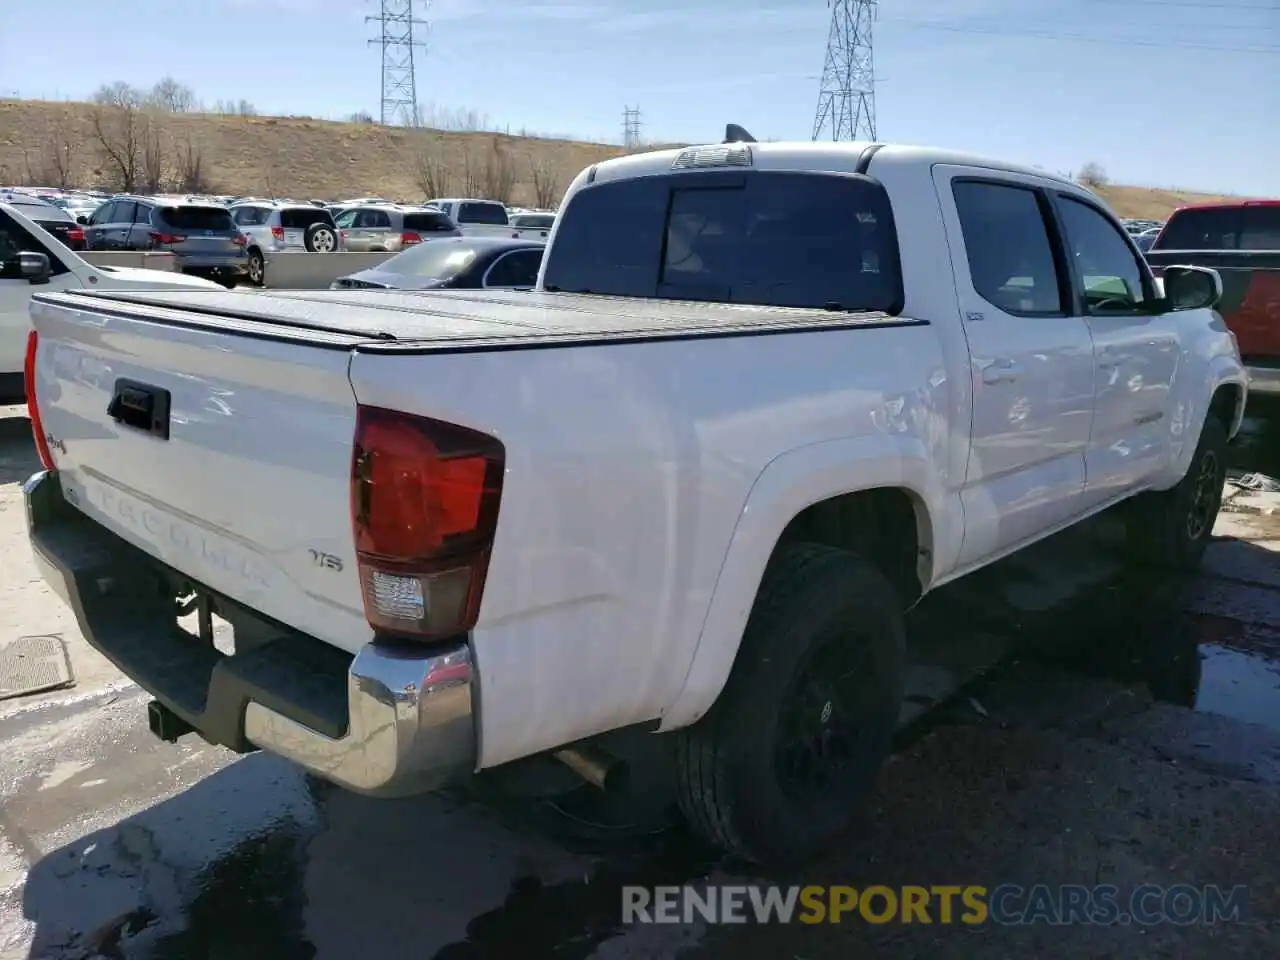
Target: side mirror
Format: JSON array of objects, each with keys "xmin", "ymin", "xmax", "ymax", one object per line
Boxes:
[
  {"xmin": 19, "ymin": 251, "xmax": 51, "ymax": 285},
  {"xmin": 1162, "ymin": 265, "xmax": 1222, "ymax": 311},
  {"xmin": 76, "ymin": 215, "xmax": 90, "ymax": 225}
]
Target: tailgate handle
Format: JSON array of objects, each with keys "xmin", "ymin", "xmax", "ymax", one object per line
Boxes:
[{"xmin": 108, "ymin": 379, "xmax": 171, "ymax": 440}]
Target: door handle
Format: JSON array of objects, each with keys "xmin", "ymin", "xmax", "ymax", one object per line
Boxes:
[{"xmin": 981, "ymin": 359, "xmax": 1023, "ymax": 384}]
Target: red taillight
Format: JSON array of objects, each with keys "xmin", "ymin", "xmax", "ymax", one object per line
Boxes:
[
  {"xmin": 232, "ymin": 233, "xmax": 247, "ymax": 246},
  {"xmin": 24, "ymin": 331, "xmax": 56, "ymax": 471},
  {"xmin": 350, "ymin": 406, "xmax": 505, "ymax": 639},
  {"xmin": 66, "ymin": 227, "xmax": 85, "ymax": 244},
  {"xmin": 149, "ymin": 231, "xmax": 186, "ymax": 245},
  {"xmin": 271, "ymin": 226, "xmax": 285, "ymax": 240},
  {"xmin": 401, "ymin": 231, "xmax": 422, "ymax": 246}
]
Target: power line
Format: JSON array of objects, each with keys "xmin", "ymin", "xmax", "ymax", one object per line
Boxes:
[
  {"xmin": 1088, "ymin": 0, "xmax": 1279, "ymax": 10},
  {"xmin": 883, "ymin": 18, "xmax": 1280, "ymax": 55}
]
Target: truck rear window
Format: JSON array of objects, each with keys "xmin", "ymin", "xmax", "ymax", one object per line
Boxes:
[
  {"xmin": 159, "ymin": 206, "xmax": 236, "ymax": 231},
  {"xmin": 543, "ymin": 170, "xmax": 903, "ymax": 312},
  {"xmin": 1154, "ymin": 208, "xmax": 1239, "ymax": 250},
  {"xmin": 458, "ymin": 202, "xmax": 508, "ymax": 225}
]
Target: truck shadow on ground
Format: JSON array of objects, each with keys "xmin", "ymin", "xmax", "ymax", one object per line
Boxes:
[
  {"xmin": 0, "ymin": 408, "xmax": 39, "ymax": 486},
  {"xmin": 19, "ymin": 525, "xmax": 1280, "ymax": 959}
]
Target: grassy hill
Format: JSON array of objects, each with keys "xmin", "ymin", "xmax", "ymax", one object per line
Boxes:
[{"xmin": 0, "ymin": 98, "xmax": 1246, "ymax": 217}]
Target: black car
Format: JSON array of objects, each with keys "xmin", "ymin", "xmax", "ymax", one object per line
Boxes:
[
  {"xmin": 330, "ymin": 236, "xmax": 544, "ymax": 290},
  {"xmin": 5, "ymin": 198, "xmax": 86, "ymax": 251}
]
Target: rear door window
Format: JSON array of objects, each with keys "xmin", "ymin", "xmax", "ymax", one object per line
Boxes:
[
  {"xmin": 1240, "ymin": 207, "xmax": 1280, "ymax": 251},
  {"xmin": 951, "ymin": 180, "xmax": 1063, "ymax": 316},
  {"xmin": 159, "ymin": 206, "xmax": 236, "ymax": 231},
  {"xmin": 112, "ymin": 201, "xmax": 137, "ymax": 224},
  {"xmin": 1154, "ymin": 208, "xmax": 1241, "ymax": 250},
  {"xmin": 484, "ymin": 249, "xmax": 543, "ymax": 287},
  {"xmin": 544, "ymin": 170, "xmax": 903, "ymax": 311},
  {"xmin": 355, "ymin": 209, "xmax": 392, "ymax": 229}
]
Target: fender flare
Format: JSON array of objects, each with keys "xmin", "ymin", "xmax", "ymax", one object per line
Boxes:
[
  {"xmin": 1151, "ymin": 360, "xmax": 1247, "ymax": 490},
  {"xmin": 658, "ymin": 434, "xmax": 953, "ymax": 731}
]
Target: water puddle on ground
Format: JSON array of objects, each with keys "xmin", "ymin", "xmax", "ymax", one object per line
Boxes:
[{"xmin": 1191, "ymin": 612, "xmax": 1280, "ymax": 735}]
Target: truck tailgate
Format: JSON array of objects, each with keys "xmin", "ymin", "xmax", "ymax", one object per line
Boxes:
[{"xmin": 28, "ymin": 291, "xmax": 373, "ymax": 654}]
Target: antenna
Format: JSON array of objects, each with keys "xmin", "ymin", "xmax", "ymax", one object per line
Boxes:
[
  {"xmin": 812, "ymin": 0, "xmax": 878, "ymax": 141},
  {"xmin": 723, "ymin": 124, "xmax": 757, "ymax": 144},
  {"xmin": 367, "ymin": 0, "xmax": 430, "ymax": 126}
]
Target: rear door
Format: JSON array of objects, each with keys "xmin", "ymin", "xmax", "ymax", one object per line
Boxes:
[
  {"xmin": 1049, "ymin": 191, "xmax": 1178, "ymax": 501},
  {"xmin": 108, "ymin": 201, "xmax": 137, "ymax": 250},
  {"xmin": 932, "ymin": 166, "xmax": 1096, "ymax": 565}
]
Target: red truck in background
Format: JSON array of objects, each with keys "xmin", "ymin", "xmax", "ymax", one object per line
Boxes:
[{"xmin": 1146, "ymin": 200, "xmax": 1280, "ymax": 396}]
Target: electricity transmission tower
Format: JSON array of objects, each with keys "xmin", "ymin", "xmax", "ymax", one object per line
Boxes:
[
  {"xmin": 811, "ymin": 0, "xmax": 877, "ymax": 141},
  {"xmin": 622, "ymin": 106, "xmax": 643, "ymax": 150},
  {"xmin": 367, "ymin": 0, "xmax": 429, "ymax": 126}
]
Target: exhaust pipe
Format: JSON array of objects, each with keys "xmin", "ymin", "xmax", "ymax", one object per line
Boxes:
[
  {"xmin": 146, "ymin": 700, "xmax": 194, "ymax": 743},
  {"xmin": 553, "ymin": 744, "xmax": 629, "ymax": 793}
]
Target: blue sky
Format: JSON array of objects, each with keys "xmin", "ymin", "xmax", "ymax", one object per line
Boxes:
[{"xmin": 2, "ymin": 0, "xmax": 1278, "ymax": 194}]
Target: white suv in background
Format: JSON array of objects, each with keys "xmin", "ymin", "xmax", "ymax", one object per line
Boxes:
[{"xmin": 229, "ymin": 202, "xmax": 340, "ymax": 286}]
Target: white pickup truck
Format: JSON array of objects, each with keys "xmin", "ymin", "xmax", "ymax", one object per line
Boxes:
[
  {"xmin": 423, "ymin": 198, "xmax": 512, "ymax": 237},
  {"xmin": 0, "ymin": 202, "xmax": 223, "ymax": 401},
  {"xmin": 23, "ymin": 131, "xmax": 1246, "ymax": 864}
]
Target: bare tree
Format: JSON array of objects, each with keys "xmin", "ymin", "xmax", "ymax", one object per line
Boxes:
[
  {"xmin": 139, "ymin": 115, "xmax": 165, "ymax": 193},
  {"xmin": 92, "ymin": 81, "xmax": 143, "ymax": 109},
  {"xmin": 213, "ymin": 98, "xmax": 257, "ymax": 117},
  {"xmin": 526, "ymin": 152, "xmax": 561, "ymax": 209},
  {"xmin": 479, "ymin": 138, "xmax": 516, "ymax": 203},
  {"xmin": 173, "ymin": 135, "xmax": 208, "ymax": 193},
  {"xmin": 348, "ymin": 110, "xmax": 375, "ymax": 124},
  {"xmin": 412, "ymin": 133, "xmax": 453, "ymax": 199},
  {"xmin": 413, "ymin": 101, "xmax": 489, "ymax": 133},
  {"xmin": 90, "ymin": 87, "xmax": 144, "ymax": 192},
  {"xmin": 457, "ymin": 143, "xmax": 483, "ymax": 197},
  {"xmin": 1078, "ymin": 161, "xmax": 1109, "ymax": 188},
  {"xmin": 149, "ymin": 76, "xmax": 198, "ymax": 113}
]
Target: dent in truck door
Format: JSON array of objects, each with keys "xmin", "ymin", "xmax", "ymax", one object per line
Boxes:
[
  {"xmin": 934, "ymin": 167, "xmax": 1095, "ymax": 565},
  {"xmin": 1051, "ymin": 191, "xmax": 1179, "ymax": 502}
]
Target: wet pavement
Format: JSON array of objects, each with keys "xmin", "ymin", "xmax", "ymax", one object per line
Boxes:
[{"xmin": 2, "ymin": 402, "xmax": 1280, "ymax": 958}]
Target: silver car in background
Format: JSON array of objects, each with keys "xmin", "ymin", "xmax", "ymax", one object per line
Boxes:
[
  {"xmin": 229, "ymin": 201, "xmax": 339, "ymax": 286},
  {"xmin": 335, "ymin": 205, "xmax": 461, "ymax": 252}
]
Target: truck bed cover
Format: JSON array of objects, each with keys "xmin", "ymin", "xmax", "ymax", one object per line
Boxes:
[{"xmin": 31, "ymin": 288, "xmax": 925, "ymax": 354}]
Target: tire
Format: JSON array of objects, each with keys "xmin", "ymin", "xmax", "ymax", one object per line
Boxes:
[
  {"xmin": 1124, "ymin": 414, "xmax": 1228, "ymax": 570},
  {"xmin": 672, "ymin": 542, "xmax": 906, "ymax": 865},
  {"xmin": 246, "ymin": 249, "xmax": 265, "ymax": 287},
  {"xmin": 305, "ymin": 222, "xmax": 336, "ymax": 253}
]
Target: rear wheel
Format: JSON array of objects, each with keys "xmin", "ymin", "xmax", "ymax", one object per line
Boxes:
[
  {"xmin": 672, "ymin": 542, "xmax": 906, "ymax": 865},
  {"xmin": 305, "ymin": 223, "xmax": 336, "ymax": 253},
  {"xmin": 1124, "ymin": 415, "xmax": 1227, "ymax": 570},
  {"xmin": 247, "ymin": 249, "xmax": 265, "ymax": 286}
]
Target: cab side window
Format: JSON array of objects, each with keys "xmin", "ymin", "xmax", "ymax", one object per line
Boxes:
[
  {"xmin": 952, "ymin": 180, "xmax": 1064, "ymax": 316},
  {"xmin": 1056, "ymin": 196, "xmax": 1151, "ymax": 314}
]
